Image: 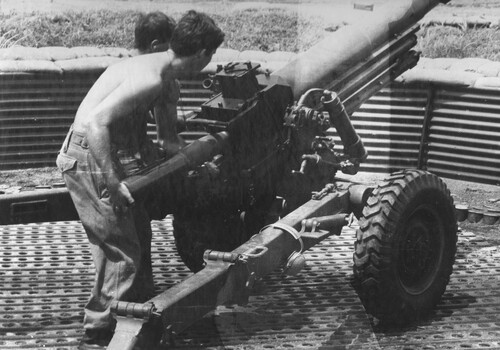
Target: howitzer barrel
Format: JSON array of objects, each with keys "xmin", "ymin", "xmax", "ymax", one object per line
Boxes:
[
  {"xmin": 273, "ymin": 0, "xmax": 449, "ymax": 99},
  {"xmin": 123, "ymin": 132, "xmax": 228, "ymax": 196}
]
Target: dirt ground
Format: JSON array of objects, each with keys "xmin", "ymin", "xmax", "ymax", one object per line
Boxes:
[
  {"xmin": 1, "ymin": 167, "xmax": 499, "ymax": 243},
  {"xmin": 344, "ymin": 171, "xmax": 500, "ymax": 243}
]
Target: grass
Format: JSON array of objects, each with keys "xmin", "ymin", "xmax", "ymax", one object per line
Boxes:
[
  {"xmin": 0, "ymin": 30, "xmax": 24, "ymax": 48},
  {"xmin": 3, "ymin": 8, "xmax": 500, "ymax": 58},
  {"xmin": 0, "ymin": 8, "xmax": 320, "ymax": 52},
  {"xmin": 0, "ymin": 10, "xmax": 140, "ymax": 48},
  {"xmin": 416, "ymin": 26, "xmax": 500, "ymax": 60},
  {"xmin": 447, "ymin": 0, "xmax": 500, "ymax": 8},
  {"xmin": 210, "ymin": 9, "xmax": 321, "ymax": 52}
]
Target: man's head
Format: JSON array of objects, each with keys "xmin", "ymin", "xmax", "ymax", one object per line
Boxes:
[
  {"xmin": 135, "ymin": 11, "xmax": 176, "ymax": 54},
  {"xmin": 170, "ymin": 10, "xmax": 224, "ymax": 61}
]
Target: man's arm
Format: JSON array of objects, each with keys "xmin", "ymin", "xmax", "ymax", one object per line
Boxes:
[
  {"xmin": 86, "ymin": 76, "xmax": 161, "ymax": 212},
  {"xmin": 154, "ymin": 79, "xmax": 186, "ymax": 158}
]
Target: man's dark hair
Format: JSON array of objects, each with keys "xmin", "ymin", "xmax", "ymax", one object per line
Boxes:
[
  {"xmin": 134, "ymin": 12, "xmax": 176, "ymax": 52},
  {"xmin": 170, "ymin": 10, "xmax": 225, "ymax": 57}
]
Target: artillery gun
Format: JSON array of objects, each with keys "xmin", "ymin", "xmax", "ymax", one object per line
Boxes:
[{"xmin": 0, "ymin": 1, "xmax": 457, "ymax": 349}]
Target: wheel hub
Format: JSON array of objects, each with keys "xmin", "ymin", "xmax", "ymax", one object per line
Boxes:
[{"xmin": 399, "ymin": 205, "xmax": 443, "ymax": 294}]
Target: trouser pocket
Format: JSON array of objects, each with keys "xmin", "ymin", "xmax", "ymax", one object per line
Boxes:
[{"xmin": 56, "ymin": 152, "xmax": 77, "ymax": 173}]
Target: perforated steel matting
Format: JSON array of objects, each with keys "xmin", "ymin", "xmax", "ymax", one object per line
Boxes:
[{"xmin": 1, "ymin": 218, "xmax": 500, "ymax": 350}]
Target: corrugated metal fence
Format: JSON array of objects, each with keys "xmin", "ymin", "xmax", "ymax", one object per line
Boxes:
[
  {"xmin": 0, "ymin": 71, "xmax": 207, "ymax": 168},
  {"xmin": 345, "ymin": 83, "xmax": 500, "ymax": 185},
  {"xmin": 0, "ymin": 72, "xmax": 97, "ymax": 168},
  {"xmin": 1, "ymin": 70, "xmax": 499, "ymax": 185},
  {"xmin": 426, "ymin": 86, "xmax": 500, "ymax": 184}
]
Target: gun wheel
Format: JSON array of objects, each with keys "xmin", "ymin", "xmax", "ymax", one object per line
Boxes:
[{"xmin": 353, "ymin": 170, "xmax": 457, "ymax": 325}]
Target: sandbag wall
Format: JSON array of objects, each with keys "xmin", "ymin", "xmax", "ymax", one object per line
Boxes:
[{"xmin": 0, "ymin": 47, "xmax": 499, "ymax": 185}]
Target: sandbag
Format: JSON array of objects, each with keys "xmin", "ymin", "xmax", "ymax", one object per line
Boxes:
[
  {"xmin": 397, "ymin": 68, "xmax": 481, "ymax": 87},
  {"xmin": 0, "ymin": 46, "xmax": 51, "ymax": 61},
  {"xmin": 55, "ymin": 56, "xmax": 120, "ymax": 74},
  {"xmin": 201, "ymin": 60, "xmax": 283, "ymax": 75},
  {"xmin": 212, "ymin": 48, "xmax": 240, "ymax": 62},
  {"xmin": 258, "ymin": 61, "xmax": 289, "ymax": 73},
  {"xmin": 0, "ymin": 59, "xmax": 63, "ymax": 74},
  {"xmin": 37, "ymin": 46, "xmax": 78, "ymax": 61},
  {"xmin": 238, "ymin": 50, "xmax": 270, "ymax": 63},
  {"xmin": 475, "ymin": 61, "xmax": 500, "ymax": 77},
  {"xmin": 101, "ymin": 47, "xmax": 134, "ymax": 58},
  {"xmin": 68, "ymin": 46, "xmax": 107, "ymax": 58},
  {"xmin": 473, "ymin": 77, "xmax": 500, "ymax": 90},
  {"xmin": 417, "ymin": 57, "xmax": 456, "ymax": 70},
  {"xmin": 266, "ymin": 51, "xmax": 297, "ymax": 62},
  {"xmin": 449, "ymin": 57, "xmax": 493, "ymax": 73}
]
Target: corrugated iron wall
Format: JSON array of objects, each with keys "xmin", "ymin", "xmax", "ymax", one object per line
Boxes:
[
  {"xmin": 1, "ymin": 72, "xmax": 499, "ymax": 185},
  {"xmin": 0, "ymin": 72, "xmax": 96, "ymax": 168},
  {"xmin": 0, "ymin": 72, "xmax": 209, "ymax": 168},
  {"xmin": 346, "ymin": 85, "xmax": 428, "ymax": 173},
  {"xmin": 426, "ymin": 86, "xmax": 500, "ymax": 184}
]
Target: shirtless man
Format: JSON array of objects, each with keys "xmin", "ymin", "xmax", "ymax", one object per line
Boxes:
[
  {"xmin": 56, "ymin": 11, "xmax": 224, "ymax": 350},
  {"xmin": 134, "ymin": 11, "xmax": 176, "ymax": 55},
  {"xmin": 133, "ymin": 11, "xmax": 178, "ymax": 220}
]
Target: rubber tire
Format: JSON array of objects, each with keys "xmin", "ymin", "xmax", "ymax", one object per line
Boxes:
[
  {"xmin": 353, "ymin": 170, "xmax": 457, "ymax": 325},
  {"xmin": 173, "ymin": 207, "xmax": 267, "ymax": 272}
]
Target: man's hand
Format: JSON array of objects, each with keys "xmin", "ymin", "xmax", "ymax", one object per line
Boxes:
[
  {"xmin": 109, "ymin": 182, "xmax": 135, "ymax": 215},
  {"xmin": 160, "ymin": 135, "xmax": 187, "ymax": 158}
]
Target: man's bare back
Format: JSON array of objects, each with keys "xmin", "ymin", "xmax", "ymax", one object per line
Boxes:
[
  {"xmin": 71, "ymin": 51, "xmax": 183, "ymax": 211},
  {"xmin": 73, "ymin": 52, "xmax": 173, "ymax": 134}
]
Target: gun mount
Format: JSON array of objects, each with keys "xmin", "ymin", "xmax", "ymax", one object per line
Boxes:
[{"xmin": 0, "ymin": 1, "xmax": 457, "ymax": 349}]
